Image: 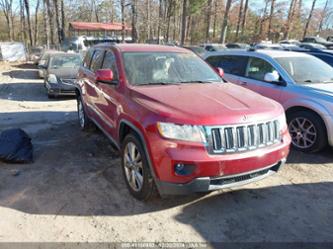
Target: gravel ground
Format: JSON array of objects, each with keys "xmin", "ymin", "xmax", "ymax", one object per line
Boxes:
[{"xmin": 0, "ymin": 62, "xmax": 332, "ymax": 243}]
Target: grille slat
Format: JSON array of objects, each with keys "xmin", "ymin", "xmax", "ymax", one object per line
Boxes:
[{"xmin": 210, "ymin": 120, "xmax": 280, "ymax": 154}]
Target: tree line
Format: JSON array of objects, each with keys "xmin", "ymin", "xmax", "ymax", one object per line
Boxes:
[{"xmin": 0, "ymin": 0, "xmax": 332, "ymax": 48}]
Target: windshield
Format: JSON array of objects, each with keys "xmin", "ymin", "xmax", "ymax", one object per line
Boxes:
[
  {"xmin": 49, "ymin": 55, "xmax": 82, "ymax": 68},
  {"xmin": 276, "ymin": 56, "xmax": 333, "ymax": 84},
  {"xmin": 123, "ymin": 52, "xmax": 222, "ymax": 85}
]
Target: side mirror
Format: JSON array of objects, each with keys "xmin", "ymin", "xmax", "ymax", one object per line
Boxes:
[
  {"xmin": 264, "ymin": 71, "xmax": 280, "ymax": 83},
  {"xmin": 95, "ymin": 69, "xmax": 114, "ymax": 84},
  {"xmin": 215, "ymin": 67, "xmax": 224, "ymax": 78}
]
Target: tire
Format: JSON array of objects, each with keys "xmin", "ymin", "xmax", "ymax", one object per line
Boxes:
[
  {"xmin": 121, "ymin": 133, "xmax": 158, "ymax": 200},
  {"xmin": 77, "ymin": 96, "xmax": 94, "ymax": 131},
  {"xmin": 287, "ymin": 110, "xmax": 327, "ymax": 153},
  {"xmin": 47, "ymin": 93, "xmax": 55, "ymax": 99}
]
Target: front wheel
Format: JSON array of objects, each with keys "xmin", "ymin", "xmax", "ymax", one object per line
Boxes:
[
  {"xmin": 121, "ymin": 133, "xmax": 158, "ymax": 200},
  {"xmin": 287, "ymin": 111, "xmax": 327, "ymax": 153}
]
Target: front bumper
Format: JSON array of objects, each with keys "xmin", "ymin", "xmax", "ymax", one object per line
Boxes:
[
  {"xmin": 156, "ymin": 159, "xmax": 286, "ymax": 195},
  {"xmin": 46, "ymin": 81, "xmax": 76, "ymax": 96}
]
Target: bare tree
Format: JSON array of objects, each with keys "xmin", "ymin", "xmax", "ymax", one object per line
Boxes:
[
  {"xmin": 43, "ymin": 0, "xmax": 51, "ymax": 48},
  {"xmin": 157, "ymin": 0, "xmax": 163, "ymax": 43},
  {"xmin": 235, "ymin": 0, "xmax": 244, "ymax": 40},
  {"xmin": 146, "ymin": 0, "xmax": 152, "ymax": 40},
  {"xmin": 283, "ymin": 0, "xmax": 296, "ymax": 39},
  {"xmin": 318, "ymin": 0, "xmax": 329, "ymax": 33},
  {"xmin": 303, "ymin": 0, "xmax": 317, "ymax": 38},
  {"xmin": 131, "ymin": 0, "xmax": 138, "ymax": 42},
  {"xmin": 0, "ymin": 0, "xmax": 14, "ymax": 40},
  {"xmin": 240, "ymin": 0, "xmax": 249, "ymax": 35},
  {"xmin": 34, "ymin": 0, "xmax": 40, "ymax": 46},
  {"xmin": 23, "ymin": 0, "xmax": 33, "ymax": 47},
  {"xmin": 60, "ymin": 0, "xmax": 65, "ymax": 42},
  {"xmin": 20, "ymin": 0, "xmax": 26, "ymax": 43},
  {"xmin": 121, "ymin": 0, "xmax": 125, "ymax": 42},
  {"xmin": 267, "ymin": 0, "xmax": 275, "ymax": 40},
  {"xmin": 53, "ymin": 0, "xmax": 61, "ymax": 44},
  {"xmin": 219, "ymin": 0, "xmax": 232, "ymax": 43},
  {"xmin": 258, "ymin": 0, "xmax": 269, "ymax": 40},
  {"xmin": 180, "ymin": 0, "xmax": 187, "ymax": 45},
  {"xmin": 205, "ymin": 0, "xmax": 212, "ymax": 42}
]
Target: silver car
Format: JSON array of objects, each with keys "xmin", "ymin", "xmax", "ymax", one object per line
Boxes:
[{"xmin": 204, "ymin": 49, "xmax": 333, "ymax": 152}]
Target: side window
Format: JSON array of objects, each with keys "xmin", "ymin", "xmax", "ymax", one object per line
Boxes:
[
  {"xmin": 90, "ymin": 49, "xmax": 105, "ymax": 72},
  {"xmin": 83, "ymin": 49, "xmax": 93, "ymax": 68},
  {"xmin": 218, "ymin": 55, "xmax": 248, "ymax": 76},
  {"xmin": 205, "ymin": 56, "xmax": 220, "ymax": 67},
  {"xmin": 245, "ymin": 57, "xmax": 277, "ymax": 81},
  {"xmin": 102, "ymin": 51, "xmax": 119, "ymax": 81}
]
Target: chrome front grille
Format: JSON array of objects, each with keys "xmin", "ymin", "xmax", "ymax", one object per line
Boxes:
[{"xmin": 208, "ymin": 120, "xmax": 280, "ymax": 154}]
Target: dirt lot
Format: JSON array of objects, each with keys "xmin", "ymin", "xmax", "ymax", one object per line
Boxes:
[{"xmin": 0, "ymin": 62, "xmax": 332, "ymax": 243}]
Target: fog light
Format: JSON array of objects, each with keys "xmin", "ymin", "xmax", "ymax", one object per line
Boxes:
[{"xmin": 174, "ymin": 163, "xmax": 195, "ymax": 176}]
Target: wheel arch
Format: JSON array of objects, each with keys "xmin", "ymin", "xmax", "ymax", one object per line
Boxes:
[
  {"xmin": 285, "ymin": 105, "xmax": 329, "ymax": 149},
  {"xmin": 118, "ymin": 119, "xmax": 159, "ymax": 182}
]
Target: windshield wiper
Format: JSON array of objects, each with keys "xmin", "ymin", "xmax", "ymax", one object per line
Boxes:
[
  {"xmin": 137, "ymin": 82, "xmax": 180, "ymax": 86},
  {"xmin": 179, "ymin": 80, "xmax": 217, "ymax": 84}
]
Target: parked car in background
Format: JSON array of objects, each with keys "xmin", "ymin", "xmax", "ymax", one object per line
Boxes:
[
  {"xmin": 75, "ymin": 44, "xmax": 290, "ymax": 200},
  {"xmin": 183, "ymin": 46, "xmax": 206, "ymax": 57},
  {"xmin": 200, "ymin": 43, "xmax": 226, "ymax": 52},
  {"xmin": 280, "ymin": 44, "xmax": 304, "ymax": 51},
  {"xmin": 205, "ymin": 49, "xmax": 333, "ymax": 152},
  {"xmin": 299, "ymin": 42, "xmax": 327, "ymax": 50},
  {"xmin": 43, "ymin": 52, "xmax": 82, "ymax": 98},
  {"xmin": 226, "ymin": 43, "xmax": 250, "ymax": 49},
  {"xmin": 301, "ymin": 36, "xmax": 333, "ymax": 49},
  {"xmin": 295, "ymin": 48, "xmax": 333, "ymax": 68},
  {"xmin": 29, "ymin": 47, "xmax": 43, "ymax": 64},
  {"xmin": 327, "ymin": 36, "xmax": 333, "ymax": 42},
  {"xmin": 38, "ymin": 50, "xmax": 61, "ymax": 78},
  {"xmin": 279, "ymin": 39, "xmax": 300, "ymax": 45},
  {"xmin": 254, "ymin": 43, "xmax": 283, "ymax": 50}
]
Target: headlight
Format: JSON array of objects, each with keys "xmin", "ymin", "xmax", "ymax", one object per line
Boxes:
[
  {"xmin": 47, "ymin": 74, "xmax": 58, "ymax": 84},
  {"xmin": 277, "ymin": 113, "xmax": 287, "ymax": 132},
  {"xmin": 157, "ymin": 122, "xmax": 206, "ymax": 143}
]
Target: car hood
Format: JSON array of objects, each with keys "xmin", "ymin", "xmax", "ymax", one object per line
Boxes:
[
  {"xmin": 48, "ymin": 67, "xmax": 79, "ymax": 79},
  {"xmin": 301, "ymin": 83, "xmax": 333, "ymax": 97},
  {"xmin": 131, "ymin": 83, "xmax": 283, "ymax": 125}
]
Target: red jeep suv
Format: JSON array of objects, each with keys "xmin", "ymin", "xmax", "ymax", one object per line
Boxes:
[{"xmin": 75, "ymin": 44, "xmax": 291, "ymax": 200}]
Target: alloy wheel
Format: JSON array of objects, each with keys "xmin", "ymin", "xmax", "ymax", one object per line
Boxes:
[
  {"xmin": 123, "ymin": 142, "xmax": 144, "ymax": 192},
  {"xmin": 289, "ymin": 117, "xmax": 317, "ymax": 149}
]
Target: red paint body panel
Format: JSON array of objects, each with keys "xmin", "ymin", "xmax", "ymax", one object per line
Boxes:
[{"xmin": 77, "ymin": 44, "xmax": 291, "ymax": 189}]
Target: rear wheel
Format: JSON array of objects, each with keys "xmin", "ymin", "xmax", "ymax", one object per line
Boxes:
[
  {"xmin": 121, "ymin": 133, "xmax": 158, "ymax": 200},
  {"xmin": 77, "ymin": 96, "xmax": 94, "ymax": 131},
  {"xmin": 287, "ymin": 111, "xmax": 327, "ymax": 152}
]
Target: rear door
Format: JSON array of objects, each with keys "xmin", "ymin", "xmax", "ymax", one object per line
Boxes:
[{"xmin": 95, "ymin": 50, "xmax": 121, "ymax": 137}]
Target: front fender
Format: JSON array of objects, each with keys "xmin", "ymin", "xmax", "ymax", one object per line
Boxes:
[{"xmin": 283, "ymin": 98, "xmax": 331, "ymax": 117}]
